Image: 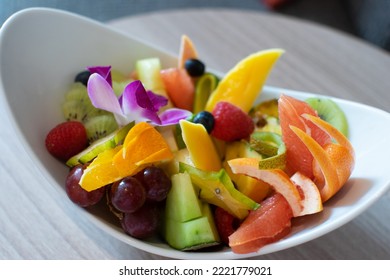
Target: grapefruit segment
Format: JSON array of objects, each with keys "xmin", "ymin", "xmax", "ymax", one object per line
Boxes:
[
  {"xmin": 228, "ymin": 158, "xmax": 302, "ymax": 217},
  {"xmin": 228, "ymin": 193, "xmax": 293, "ymax": 254},
  {"xmin": 289, "ymin": 125, "xmax": 339, "ymax": 202},
  {"xmin": 278, "ymin": 95, "xmax": 331, "ymax": 178},
  {"xmin": 290, "ymin": 172, "xmax": 323, "ymax": 215}
]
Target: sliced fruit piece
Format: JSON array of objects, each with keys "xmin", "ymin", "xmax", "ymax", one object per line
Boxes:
[
  {"xmin": 228, "ymin": 157, "xmax": 302, "ymax": 217},
  {"xmin": 66, "ymin": 121, "xmax": 134, "ymax": 167},
  {"xmin": 193, "ymin": 72, "xmax": 219, "ymax": 114},
  {"xmin": 223, "ymin": 141, "xmax": 271, "ymax": 203},
  {"xmin": 178, "ymin": 34, "xmax": 198, "ymax": 69},
  {"xmin": 159, "ymin": 148, "xmax": 194, "ymax": 177},
  {"xmin": 166, "ymin": 172, "xmax": 203, "ymax": 222},
  {"xmin": 296, "ymin": 114, "xmax": 355, "ymax": 201},
  {"xmin": 113, "ymin": 122, "xmax": 174, "ymax": 175},
  {"xmin": 160, "ymin": 67, "xmax": 194, "ymax": 111},
  {"xmin": 179, "ymin": 162, "xmax": 259, "ymax": 219},
  {"xmin": 135, "ymin": 57, "xmax": 170, "ymax": 100},
  {"xmin": 79, "ymin": 122, "xmax": 173, "ymax": 191},
  {"xmin": 289, "ymin": 125, "xmax": 340, "ymax": 202},
  {"xmin": 228, "ymin": 193, "xmax": 293, "ymax": 254},
  {"xmin": 179, "ymin": 119, "xmax": 222, "ymax": 172},
  {"xmin": 164, "ymin": 173, "xmax": 220, "ymax": 250},
  {"xmin": 78, "ymin": 145, "xmax": 123, "ymax": 191},
  {"xmin": 84, "ymin": 114, "xmax": 118, "ymax": 143},
  {"xmin": 290, "ymin": 172, "xmax": 323, "ymax": 216},
  {"xmin": 249, "ymin": 131, "xmax": 286, "ymax": 170},
  {"xmin": 157, "ymin": 125, "xmax": 179, "ymax": 152},
  {"xmin": 305, "ymin": 97, "xmax": 349, "ymax": 137},
  {"xmin": 278, "ymin": 94, "xmax": 331, "ymax": 178},
  {"xmin": 205, "ymin": 49, "xmax": 284, "ymax": 113}
]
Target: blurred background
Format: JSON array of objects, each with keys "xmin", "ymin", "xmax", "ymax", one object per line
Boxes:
[{"xmin": 1, "ymin": 0, "xmax": 389, "ymax": 52}]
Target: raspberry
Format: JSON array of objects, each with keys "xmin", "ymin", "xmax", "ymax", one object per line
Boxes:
[
  {"xmin": 211, "ymin": 101, "xmax": 254, "ymax": 141},
  {"xmin": 45, "ymin": 121, "xmax": 88, "ymax": 161},
  {"xmin": 214, "ymin": 207, "xmax": 240, "ymax": 245}
]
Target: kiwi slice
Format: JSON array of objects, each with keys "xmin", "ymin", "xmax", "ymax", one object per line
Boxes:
[
  {"xmin": 84, "ymin": 114, "xmax": 119, "ymax": 143},
  {"xmin": 65, "ymin": 82, "xmax": 89, "ymax": 102},
  {"xmin": 62, "ymin": 100, "xmax": 89, "ymax": 122},
  {"xmin": 193, "ymin": 73, "xmax": 219, "ymax": 114},
  {"xmin": 305, "ymin": 97, "xmax": 349, "ymax": 137},
  {"xmin": 66, "ymin": 121, "xmax": 134, "ymax": 167},
  {"xmin": 63, "ymin": 82, "xmax": 107, "ymax": 122}
]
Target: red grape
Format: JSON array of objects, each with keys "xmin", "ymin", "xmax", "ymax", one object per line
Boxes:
[
  {"xmin": 110, "ymin": 176, "xmax": 146, "ymax": 213},
  {"xmin": 121, "ymin": 203, "xmax": 160, "ymax": 239},
  {"xmin": 135, "ymin": 166, "xmax": 171, "ymax": 202},
  {"xmin": 65, "ymin": 164, "xmax": 105, "ymax": 207}
]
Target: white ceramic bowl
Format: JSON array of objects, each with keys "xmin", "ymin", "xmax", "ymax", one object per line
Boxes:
[{"xmin": 1, "ymin": 8, "xmax": 390, "ymax": 260}]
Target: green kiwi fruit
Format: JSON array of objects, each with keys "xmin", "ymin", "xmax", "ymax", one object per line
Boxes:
[
  {"xmin": 84, "ymin": 114, "xmax": 119, "ymax": 143},
  {"xmin": 62, "ymin": 82, "xmax": 108, "ymax": 122},
  {"xmin": 305, "ymin": 97, "xmax": 349, "ymax": 137},
  {"xmin": 66, "ymin": 121, "xmax": 134, "ymax": 167},
  {"xmin": 193, "ymin": 73, "xmax": 219, "ymax": 114},
  {"xmin": 62, "ymin": 100, "xmax": 89, "ymax": 122}
]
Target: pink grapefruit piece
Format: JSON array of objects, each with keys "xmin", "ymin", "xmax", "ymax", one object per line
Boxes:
[
  {"xmin": 290, "ymin": 172, "xmax": 323, "ymax": 215},
  {"xmin": 228, "ymin": 193, "xmax": 293, "ymax": 254},
  {"xmin": 278, "ymin": 95, "xmax": 331, "ymax": 178}
]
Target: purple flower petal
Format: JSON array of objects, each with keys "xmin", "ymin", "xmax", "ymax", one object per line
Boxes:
[
  {"xmin": 87, "ymin": 73, "xmax": 123, "ymax": 116},
  {"xmin": 146, "ymin": 90, "xmax": 168, "ymax": 111},
  {"xmin": 159, "ymin": 108, "xmax": 192, "ymax": 126},
  {"xmin": 121, "ymin": 80, "xmax": 161, "ymax": 125},
  {"xmin": 87, "ymin": 66, "xmax": 112, "ymax": 86}
]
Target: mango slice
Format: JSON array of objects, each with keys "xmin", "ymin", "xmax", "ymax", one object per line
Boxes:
[
  {"xmin": 179, "ymin": 119, "xmax": 221, "ymax": 172},
  {"xmin": 205, "ymin": 49, "xmax": 284, "ymax": 113}
]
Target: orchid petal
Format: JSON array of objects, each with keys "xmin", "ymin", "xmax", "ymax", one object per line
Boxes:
[
  {"xmin": 146, "ymin": 90, "xmax": 168, "ymax": 111},
  {"xmin": 159, "ymin": 108, "xmax": 192, "ymax": 126},
  {"xmin": 87, "ymin": 66, "xmax": 112, "ymax": 86},
  {"xmin": 121, "ymin": 80, "xmax": 161, "ymax": 125},
  {"xmin": 87, "ymin": 73, "xmax": 123, "ymax": 116}
]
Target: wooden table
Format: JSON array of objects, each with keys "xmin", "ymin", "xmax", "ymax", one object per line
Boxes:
[{"xmin": 1, "ymin": 9, "xmax": 389, "ymax": 260}]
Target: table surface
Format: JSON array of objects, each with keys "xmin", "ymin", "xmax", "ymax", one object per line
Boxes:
[{"xmin": 1, "ymin": 8, "xmax": 390, "ymax": 260}]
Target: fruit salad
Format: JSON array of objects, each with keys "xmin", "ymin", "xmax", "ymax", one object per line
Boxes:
[{"xmin": 45, "ymin": 35, "xmax": 355, "ymax": 254}]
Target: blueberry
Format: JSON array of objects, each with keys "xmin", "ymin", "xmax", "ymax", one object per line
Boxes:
[
  {"xmin": 185, "ymin": 58, "xmax": 205, "ymax": 77},
  {"xmin": 74, "ymin": 70, "xmax": 91, "ymax": 86},
  {"xmin": 192, "ymin": 111, "xmax": 215, "ymax": 133}
]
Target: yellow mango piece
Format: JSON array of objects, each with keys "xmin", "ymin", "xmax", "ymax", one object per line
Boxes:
[
  {"xmin": 223, "ymin": 141, "xmax": 270, "ymax": 203},
  {"xmin": 179, "ymin": 120, "xmax": 221, "ymax": 172},
  {"xmin": 205, "ymin": 49, "xmax": 284, "ymax": 113}
]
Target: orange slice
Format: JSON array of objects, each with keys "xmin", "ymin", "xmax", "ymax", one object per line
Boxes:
[{"xmin": 79, "ymin": 122, "xmax": 173, "ymax": 192}]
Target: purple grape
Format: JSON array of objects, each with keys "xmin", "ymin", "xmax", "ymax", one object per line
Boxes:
[
  {"xmin": 65, "ymin": 164, "xmax": 105, "ymax": 207},
  {"xmin": 135, "ymin": 166, "xmax": 172, "ymax": 202},
  {"xmin": 121, "ymin": 203, "xmax": 160, "ymax": 239},
  {"xmin": 110, "ymin": 176, "xmax": 146, "ymax": 213}
]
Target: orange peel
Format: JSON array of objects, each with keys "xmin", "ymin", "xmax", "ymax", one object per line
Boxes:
[{"xmin": 290, "ymin": 114, "xmax": 355, "ymax": 202}]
